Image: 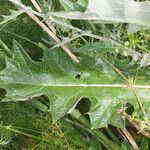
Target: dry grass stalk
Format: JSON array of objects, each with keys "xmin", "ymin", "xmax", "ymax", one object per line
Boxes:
[
  {"xmin": 30, "ymin": 0, "xmax": 79, "ymax": 63},
  {"xmin": 122, "ymin": 128, "xmax": 139, "ymax": 150},
  {"xmin": 123, "ymin": 112, "xmax": 150, "ymax": 138}
]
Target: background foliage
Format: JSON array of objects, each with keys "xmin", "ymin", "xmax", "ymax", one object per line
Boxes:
[{"xmin": 0, "ymin": 0, "xmax": 150, "ymax": 149}]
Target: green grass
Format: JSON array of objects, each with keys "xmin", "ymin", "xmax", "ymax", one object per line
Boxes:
[{"xmin": 0, "ymin": 100, "xmax": 87, "ymax": 149}]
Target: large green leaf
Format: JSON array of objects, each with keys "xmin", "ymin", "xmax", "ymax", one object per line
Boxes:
[
  {"xmin": 49, "ymin": 0, "xmax": 150, "ymax": 27},
  {"xmin": 0, "ymin": 41, "xmax": 150, "ymax": 129}
]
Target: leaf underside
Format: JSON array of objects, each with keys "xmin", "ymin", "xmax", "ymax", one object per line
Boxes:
[{"xmin": 49, "ymin": 0, "xmax": 150, "ymax": 27}]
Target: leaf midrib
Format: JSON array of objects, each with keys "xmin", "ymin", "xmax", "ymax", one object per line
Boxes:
[{"xmin": 1, "ymin": 83, "xmax": 150, "ymax": 89}]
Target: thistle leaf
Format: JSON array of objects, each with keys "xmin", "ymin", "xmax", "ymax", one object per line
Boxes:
[
  {"xmin": 48, "ymin": 0, "xmax": 150, "ymax": 27},
  {"xmin": 0, "ymin": 41, "xmax": 150, "ymax": 129},
  {"xmin": 0, "ymin": 9, "xmax": 25, "ymax": 26}
]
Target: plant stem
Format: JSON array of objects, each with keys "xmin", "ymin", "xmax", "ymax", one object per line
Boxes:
[
  {"xmin": 30, "ymin": 0, "xmax": 42, "ymax": 13},
  {"xmin": 70, "ymin": 109, "xmax": 120, "ymax": 150},
  {"xmin": 121, "ymin": 128, "xmax": 139, "ymax": 150},
  {"xmin": 123, "ymin": 112, "xmax": 150, "ymax": 138},
  {"xmin": 0, "ymin": 125, "xmax": 49, "ymax": 142},
  {"xmin": 0, "ymin": 39, "xmax": 13, "ymax": 57},
  {"xmin": 107, "ymin": 128, "xmax": 120, "ymax": 145},
  {"xmin": 26, "ymin": 12, "xmax": 79, "ymax": 63},
  {"xmin": 9, "ymin": 0, "xmax": 79, "ymax": 63},
  {"xmin": 30, "ymin": 0, "xmax": 56, "ymax": 34}
]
